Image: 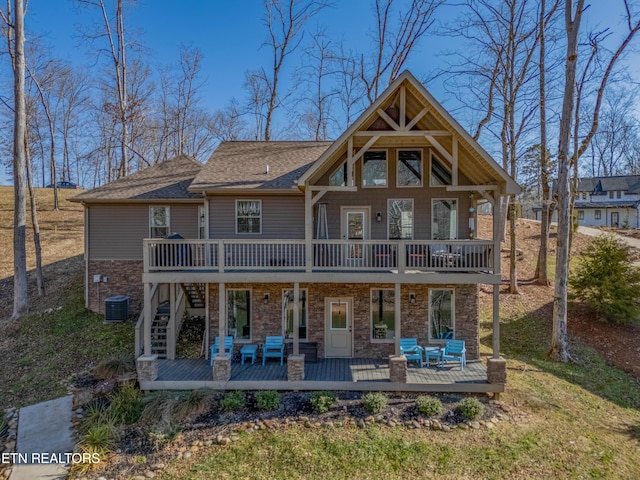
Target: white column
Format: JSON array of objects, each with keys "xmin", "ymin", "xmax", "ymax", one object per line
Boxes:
[
  {"xmin": 395, "ymin": 283, "xmax": 401, "ymax": 355},
  {"xmin": 293, "ymin": 282, "xmax": 300, "ymax": 355},
  {"xmin": 218, "ymin": 283, "xmax": 226, "ymax": 355}
]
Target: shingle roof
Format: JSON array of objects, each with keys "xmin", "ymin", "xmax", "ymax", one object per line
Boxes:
[
  {"xmin": 575, "ymin": 175, "xmax": 640, "ymax": 194},
  {"xmin": 190, "ymin": 141, "xmax": 331, "ymax": 191},
  {"xmin": 70, "ymin": 155, "xmax": 203, "ymax": 202},
  {"xmin": 574, "ymin": 201, "xmax": 640, "ymax": 209}
]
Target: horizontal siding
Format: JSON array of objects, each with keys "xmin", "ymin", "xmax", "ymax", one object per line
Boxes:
[
  {"xmin": 89, "ymin": 203, "xmax": 201, "ymax": 260},
  {"xmin": 209, "ymin": 196, "xmax": 305, "ymax": 239}
]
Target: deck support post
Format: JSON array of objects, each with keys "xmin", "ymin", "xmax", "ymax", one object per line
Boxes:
[
  {"xmin": 492, "ymin": 283, "xmax": 500, "ymax": 358},
  {"xmin": 212, "ymin": 282, "xmax": 231, "ymax": 382},
  {"xmin": 143, "ymin": 282, "xmax": 152, "ymax": 356},
  {"xmin": 293, "ymin": 282, "xmax": 300, "ymax": 356},
  {"xmin": 394, "ymin": 283, "xmax": 401, "ymax": 355},
  {"xmin": 136, "ymin": 354, "xmax": 158, "ymax": 383},
  {"xmin": 287, "ymin": 354, "xmax": 305, "ymax": 381},
  {"xmin": 389, "ymin": 355, "xmax": 407, "ymax": 383}
]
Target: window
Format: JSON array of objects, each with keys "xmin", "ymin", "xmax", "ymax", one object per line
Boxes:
[
  {"xmin": 432, "ymin": 199, "xmax": 458, "ymax": 240},
  {"xmin": 149, "ymin": 206, "xmax": 170, "ymax": 238},
  {"xmin": 198, "ymin": 205, "xmax": 206, "ymax": 239},
  {"xmin": 578, "ymin": 211, "xmax": 584, "ymax": 220},
  {"xmin": 595, "ymin": 210, "xmax": 602, "ymax": 220},
  {"xmin": 283, "ymin": 289, "xmax": 307, "ymax": 340},
  {"xmin": 236, "ymin": 200, "xmax": 261, "ymax": 234},
  {"xmin": 362, "ymin": 151, "xmax": 387, "ymax": 187},
  {"xmin": 228, "ymin": 290, "xmax": 251, "ymax": 340},
  {"xmin": 430, "ymin": 155, "xmax": 452, "ymax": 186},
  {"xmin": 429, "ymin": 289, "xmax": 454, "ymax": 341},
  {"xmin": 397, "ymin": 150, "xmax": 422, "ymax": 187},
  {"xmin": 329, "ymin": 162, "xmax": 347, "ymax": 187},
  {"xmin": 388, "ymin": 199, "xmax": 413, "ymax": 239},
  {"xmin": 609, "ymin": 191, "xmax": 614, "ymax": 199},
  {"xmin": 371, "ymin": 289, "xmax": 395, "ymax": 341},
  {"xmin": 617, "ymin": 190, "xmax": 622, "ymax": 199},
  {"xmin": 581, "ymin": 192, "xmax": 587, "ymax": 200}
]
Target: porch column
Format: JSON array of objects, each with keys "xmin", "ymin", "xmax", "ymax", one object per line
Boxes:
[
  {"xmin": 394, "ymin": 283, "xmax": 401, "ymax": 355},
  {"xmin": 143, "ymin": 282, "xmax": 152, "ymax": 356},
  {"xmin": 492, "ymin": 284, "xmax": 500, "ymax": 358},
  {"xmin": 305, "ymin": 188, "xmax": 313, "ymax": 272},
  {"xmin": 213, "ymin": 282, "xmax": 231, "ymax": 382},
  {"xmin": 167, "ymin": 283, "xmax": 176, "ymax": 360},
  {"xmin": 205, "ymin": 283, "xmax": 210, "ymax": 361},
  {"xmin": 293, "ymin": 282, "xmax": 300, "ymax": 355}
]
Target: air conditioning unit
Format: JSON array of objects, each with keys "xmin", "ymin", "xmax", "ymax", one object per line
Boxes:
[{"xmin": 105, "ymin": 295, "xmax": 129, "ymax": 322}]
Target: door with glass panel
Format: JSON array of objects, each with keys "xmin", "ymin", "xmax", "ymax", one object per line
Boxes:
[
  {"xmin": 325, "ymin": 298, "xmax": 352, "ymax": 357},
  {"xmin": 342, "ymin": 208, "xmax": 368, "ymax": 267}
]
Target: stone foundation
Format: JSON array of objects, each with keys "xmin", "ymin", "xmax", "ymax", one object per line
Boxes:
[
  {"xmin": 136, "ymin": 354, "xmax": 158, "ymax": 382},
  {"xmin": 389, "ymin": 355, "xmax": 407, "ymax": 383},
  {"xmin": 487, "ymin": 357, "xmax": 507, "ymax": 384},
  {"xmin": 287, "ymin": 354, "xmax": 305, "ymax": 381},
  {"xmin": 88, "ymin": 260, "xmax": 144, "ymax": 315},
  {"xmin": 213, "ymin": 355, "xmax": 232, "ymax": 382}
]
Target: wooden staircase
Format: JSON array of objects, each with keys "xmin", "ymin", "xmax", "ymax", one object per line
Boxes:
[
  {"xmin": 150, "ymin": 302, "xmax": 170, "ymax": 359},
  {"xmin": 180, "ymin": 283, "xmax": 205, "ymax": 308}
]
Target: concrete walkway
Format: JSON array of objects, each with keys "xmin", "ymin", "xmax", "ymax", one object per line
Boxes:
[
  {"xmin": 10, "ymin": 395, "xmax": 75, "ymax": 480},
  {"xmin": 577, "ymin": 226, "xmax": 640, "ymax": 265}
]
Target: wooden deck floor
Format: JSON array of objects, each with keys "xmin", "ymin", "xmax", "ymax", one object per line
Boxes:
[{"xmin": 148, "ymin": 357, "xmax": 501, "ymax": 393}]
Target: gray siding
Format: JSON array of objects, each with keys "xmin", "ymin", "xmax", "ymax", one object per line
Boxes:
[
  {"xmin": 89, "ymin": 203, "xmax": 201, "ymax": 260},
  {"xmin": 209, "ymin": 196, "xmax": 305, "ymax": 239}
]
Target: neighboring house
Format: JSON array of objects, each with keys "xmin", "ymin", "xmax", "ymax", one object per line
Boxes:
[
  {"xmin": 533, "ymin": 175, "xmax": 640, "ymax": 228},
  {"xmin": 71, "ymin": 71, "xmax": 519, "ymax": 393}
]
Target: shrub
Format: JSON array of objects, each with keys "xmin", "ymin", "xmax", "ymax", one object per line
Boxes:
[
  {"xmin": 109, "ymin": 383, "xmax": 143, "ymax": 424},
  {"xmin": 172, "ymin": 389, "xmax": 213, "ymax": 421},
  {"xmin": 93, "ymin": 357, "xmax": 135, "ymax": 380},
  {"xmin": 0, "ymin": 413, "xmax": 8, "ymax": 443},
  {"xmin": 255, "ymin": 390, "xmax": 281, "ymax": 411},
  {"xmin": 569, "ymin": 233, "xmax": 640, "ymax": 324},
  {"xmin": 220, "ymin": 390, "xmax": 246, "ymax": 411},
  {"xmin": 362, "ymin": 392, "xmax": 388, "ymax": 414},
  {"xmin": 457, "ymin": 397, "xmax": 485, "ymax": 420},
  {"xmin": 416, "ymin": 395, "xmax": 443, "ymax": 417},
  {"xmin": 309, "ymin": 391, "xmax": 336, "ymax": 413},
  {"xmin": 81, "ymin": 422, "xmax": 119, "ymax": 450}
]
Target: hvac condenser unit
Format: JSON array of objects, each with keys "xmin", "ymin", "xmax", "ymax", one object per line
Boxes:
[{"xmin": 105, "ymin": 295, "xmax": 129, "ymax": 322}]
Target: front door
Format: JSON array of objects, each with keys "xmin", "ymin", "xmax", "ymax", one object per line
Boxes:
[
  {"xmin": 342, "ymin": 208, "xmax": 368, "ymax": 266},
  {"xmin": 325, "ymin": 297, "xmax": 353, "ymax": 357},
  {"xmin": 611, "ymin": 212, "xmax": 619, "ymax": 228}
]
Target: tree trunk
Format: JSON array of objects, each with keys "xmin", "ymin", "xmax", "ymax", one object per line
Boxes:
[
  {"xmin": 25, "ymin": 133, "xmax": 44, "ymax": 296},
  {"xmin": 11, "ymin": 0, "xmax": 28, "ymax": 321}
]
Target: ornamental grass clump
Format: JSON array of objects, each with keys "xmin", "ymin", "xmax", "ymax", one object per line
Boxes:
[
  {"xmin": 362, "ymin": 392, "xmax": 388, "ymax": 414},
  {"xmin": 309, "ymin": 391, "xmax": 336, "ymax": 413},
  {"xmin": 255, "ymin": 390, "xmax": 281, "ymax": 411},
  {"xmin": 416, "ymin": 395, "xmax": 443, "ymax": 417},
  {"xmin": 457, "ymin": 397, "xmax": 485, "ymax": 420}
]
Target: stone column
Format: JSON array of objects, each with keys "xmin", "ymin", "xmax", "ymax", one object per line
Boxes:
[
  {"xmin": 389, "ymin": 355, "xmax": 407, "ymax": 383},
  {"xmin": 136, "ymin": 354, "xmax": 158, "ymax": 382},
  {"xmin": 487, "ymin": 356, "xmax": 507, "ymax": 384},
  {"xmin": 213, "ymin": 354, "xmax": 231, "ymax": 382},
  {"xmin": 288, "ymin": 354, "xmax": 305, "ymax": 381}
]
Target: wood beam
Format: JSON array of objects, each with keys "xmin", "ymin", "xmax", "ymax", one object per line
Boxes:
[
  {"xmin": 377, "ymin": 108, "xmax": 400, "ymax": 131},
  {"xmin": 446, "ymin": 185, "xmax": 498, "ymax": 192},
  {"xmin": 425, "ymin": 135, "xmax": 453, "ymax": 164},
  {"xmin": 399, "ymin": 87, "xmax": 406, "ymax": 129},
  {"xmin": 350, "ymin": 135, "xmax": 380, "ymax": 166},
  {"xmin": 353, "ymin": 130, "xmax": 449, "ymax": 137},
  {"xmin": 347, "ymin": 136, "xmax": 353, "ymax": 187},
  {"xmin": 405, "ymin": 107, "xmax": 428, "ymax": 130},
  {"xmin": 452, "ymin": 137, "xmax": 458, "ymax": 186}
]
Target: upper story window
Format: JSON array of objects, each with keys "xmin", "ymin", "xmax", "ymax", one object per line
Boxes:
[
  {"xmin": 430, "ymin": 154, "xmax": 452, "ymax": 186},
  {"xmin": 149, "ymin": 206, "xmax": 170, "ymax": 238},
  {"xmin": 581, "ymin": 192, "xmax": 587, "ymax": 200},
  {"xmin": 198, "ymin": 205, "xmax": 206, "ymax": 239},
  {"xmin": 432, "ymin": 199, "xmax": 458, "ymax": 240},
  {"xmin": 362, "ymin": 150, "xmax": 387, "ymax": 187},
  {"xmin": 329, "ymin": 162, "xmax": 347, "ymax": 187},
  {"xmin": 397, "ymin": 150, "xmax": 422, "ymax": 187},
  {"xmin": 617, "ymin": 190, "xmax": 622, "ymax": 199},
  {"xmin": 388, "ymin": 199, "xmax": 413, "ymax": 239},
  {"xmin": 609, "ymin": 191, "xmax": 614, "ymax": 199},
  {"xmin": 236, "ymin": 200, "xmax": 261, "ymax": 234}
]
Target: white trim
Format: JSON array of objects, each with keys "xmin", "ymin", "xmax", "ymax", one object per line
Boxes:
[
  {"xmin": 328, "ymin": 161, "xmax": 348, "ymax": 187},
  {"xmin": 396, "ymin": 148, "xmax": 423, "ymax": 188},
  {"xmin": 430, "ymin": 153, "xmax": 452, "ymax": 188},
  {"xmin": 324, "ymin": 297, "xmax": 354, "ymax": 357},
  {"xmin": 149, "ymin": 205, "xmax": 170, "ymax": 238},
  {"xmin": 361, "ymin": 149, "xmax": 388, "ymax": 188},
  {"xmin": 428, "ymin": 288, "xmax": 455, "ymax": 343},
  {"xmin": 235, "ymin": 199, "xmax": 262, "ymax": 235},
  {"xmin": 340, "ymin": 206, "xmax": 371, "ymax": 241},
  {"xmin": 370, "ymin": 288, "xmax": 395, "ymax": 343},
  {"xmin": 226, "ymin": 288, "xmax": 252, "ymax": 342}
]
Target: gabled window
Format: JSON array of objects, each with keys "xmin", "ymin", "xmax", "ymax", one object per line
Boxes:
[
  {"xmin": 371, "ymin": 289, "xmax": 395, "ymax": 341},
  {"xmin": 329, "ymin": 162, "xmax": 348, "ymax": 187},
  {"xmin": 397, "ymin": 150, "xmax": 422, "ymax": 187},
  {"xmin": 388, "ymin": 199, "xmax": 413, "ymax": 239},
  {"xmin": 228, "ymin": 289, "xmax": 251, "ymax": 340},
  {"xmin": 430, "ymin": 154, "xmax": 452, "ymax": 186},
  {"xmin": 429, "ymin": 289, "xmax": 455, "ymax": 342},
  {"xmin": 283, "ymin": 289, "xmax": 307, "ymax": 340},
  {"xmin": 149, "ymin": 206, "xmax": 170, "ymax": 238},
  {"xmin": 236, "ymin": 200, "xmax": 261, "ymax": 234},
  {"xmin": 362, "ymin": 151, "xmax": 387, "ymax": 187}
]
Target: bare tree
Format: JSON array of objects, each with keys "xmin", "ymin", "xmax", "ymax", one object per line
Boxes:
[{"xmin": 210, "ymin": 99, "xmax": 247, "ymax": 142}]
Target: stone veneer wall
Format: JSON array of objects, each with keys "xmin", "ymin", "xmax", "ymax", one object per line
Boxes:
[
  {"xmin": 87, "ymin": 260, "xmax": 144, "ymax": 315},
  {"xmin": 208, "ymin": 282, "xmax": 480, "ymax": 360}
]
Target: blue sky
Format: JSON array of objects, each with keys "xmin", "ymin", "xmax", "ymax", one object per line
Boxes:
[{"xmin": 2, "ymin": 0, "xmax": 638, "ymax": 186}]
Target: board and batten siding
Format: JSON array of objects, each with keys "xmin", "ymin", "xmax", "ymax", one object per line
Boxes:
[
  {"xmin": 88, "ymin": 203, "xmax": 201, "ymax": 260},
  {"xmin": 208, "ymin": 195, "xmax": 305, "ymax": 239}
]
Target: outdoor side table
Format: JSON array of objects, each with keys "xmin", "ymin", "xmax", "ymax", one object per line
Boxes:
[
  {"xmin": 423, "ymin": 347, "xmax": 442, "ymax": 368},
  {"xmin": 240, "ymin": 344, "xmax": 258, "ymax": 365}
]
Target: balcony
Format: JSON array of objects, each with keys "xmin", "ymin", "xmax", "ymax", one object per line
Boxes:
[{"xmin": 143, "ymin": 238, "xmax": 495, "ymax": 275}]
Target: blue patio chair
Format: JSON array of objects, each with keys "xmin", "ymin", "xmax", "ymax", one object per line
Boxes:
[
  {"xmin": 400, "ymin": 338, "xmax": 424, "ymax": 368},
  {"xmin": 210, "ymin": 335, "xmax": 234, "ymax": 366},
  {"xmin": 439, "ymin": 339, "xmax": 466, "ymax": 371},
  {"xmin": 262, "ymin": 336, "xmax": 285, "ymax": 365}
]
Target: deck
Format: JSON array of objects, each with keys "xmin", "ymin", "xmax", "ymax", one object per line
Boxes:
[{"xmin": 142, "ymin": 357, "xmax": 503, "ymax": 393}]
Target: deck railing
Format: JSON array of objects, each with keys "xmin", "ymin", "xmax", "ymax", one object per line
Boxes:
[{"xmin": 143, "ymin": 239, "xmax": 494, "ymax": 274}]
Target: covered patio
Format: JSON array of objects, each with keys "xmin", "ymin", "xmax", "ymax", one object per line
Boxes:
[{"xmin": 140, "ymin": 357, "xmax": 502, "ymax": 393}]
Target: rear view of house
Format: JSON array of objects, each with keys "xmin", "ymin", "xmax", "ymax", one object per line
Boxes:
[{"xmin": 72, "ymin": 71, "xmax": 519, "ymax": 393}]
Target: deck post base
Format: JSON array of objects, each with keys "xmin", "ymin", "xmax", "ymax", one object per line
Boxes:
[
  {"xmin": 212, "ymin": 354, "xmax": 232, "ymax": 382},
  {"xmin": 136, "ymin": 354, "xmax": 158, "ymax": 382},
  {"xmin": 487, "ymin": 357, "xmax": 507, "ymax": 384},
  {"xmin": 389, "ymin": 355, "xmax": 407, "ymax": 383},
  {"xmin": 287, "ymin": 354, "xmax": 305, "ymax": 381}
]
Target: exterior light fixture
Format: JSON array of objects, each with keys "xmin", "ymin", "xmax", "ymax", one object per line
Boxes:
[
  {"xmin": 264, "ymin": 293, "xmax": 270, "ymax": 304},
  {"xmin": 376, "ymin": 212, "xmax": 382, "ymax": 222},
  {"xmin": 410, "ymin": 293, "xmax": 416, "ymax": 304}
]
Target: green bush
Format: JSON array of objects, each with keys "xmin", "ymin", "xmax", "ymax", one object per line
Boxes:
[
  {"xmin": 457, "ymin": 397, "xmax": 485, "ymax": 420},
  {"xmin": 255, "ymin": 390, "xmax": 281, "ymax": 411},
  {"xmin": 109, "ymin": 383, "xmax": 143, "ymax": 424},
  {"xmin": 81, "ymin": 422, "xmax": 119, "ymax": 450},
  {"xmin": 309, "ymin": 391, "xmax": 336, "ymax": 413},
  {"xmin": 220, "ymin": 390, "xmax": 246, "ymax": 411},
  {"xmin": 362, "ymin": 392, "xmax": 388, "ymax": 414},
  {"xmin": 416, "ymin": 395, "xmax": 443, "ymax": 417},
  {"xmin": 570, "ymin": 233, "xmax": 640, "ymax": 324}
]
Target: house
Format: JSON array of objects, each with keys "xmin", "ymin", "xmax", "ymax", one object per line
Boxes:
[
  {"xmin": 71, "ymin": 71, "xmax": 519, "ymax": 393},
  {"xmin": 533, "ymin": 175, "xmax": 640, "ymax": 228}
]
